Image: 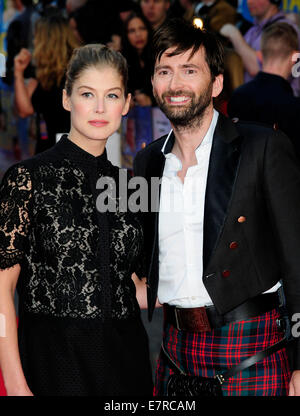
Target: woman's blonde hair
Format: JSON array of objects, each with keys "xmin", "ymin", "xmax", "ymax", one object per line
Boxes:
[{"xmin": 33, "ymin": 13, "xmax": 79, "ymax": 91}]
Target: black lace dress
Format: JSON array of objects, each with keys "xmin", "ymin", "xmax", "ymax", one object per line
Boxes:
[{"xmin": 0, "ymin": 135, "xmax": 153, "ymax": 396}]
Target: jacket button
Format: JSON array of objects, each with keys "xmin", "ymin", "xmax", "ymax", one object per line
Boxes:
[
  {"xmin": 237, "ymin": 216, "xmax": 246, "ymax": 223},
  {"xmin": 222, "ymin": 270, "xmax": 230, "ymax": 278},
  {"xmin": 229, "ymin": 241, "xmax": 238, "ymax": 249}
]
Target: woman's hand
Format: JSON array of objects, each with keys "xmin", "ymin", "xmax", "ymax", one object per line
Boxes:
[
  {"xmin": 6, "ymin": 384, "xmax": 34, "ymax": 396},
  {"xmin": 14, "ymin": 48, "xmax": 32, "ymax": 75}
]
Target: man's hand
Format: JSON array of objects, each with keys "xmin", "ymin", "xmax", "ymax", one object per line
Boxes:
[
  {"xmin": 14, "ymin": 48, "xmax": 31, "ymax": 75},
  {"xmin": 289, "ymin": 370, "xmax": 300, "ymax": 395}
]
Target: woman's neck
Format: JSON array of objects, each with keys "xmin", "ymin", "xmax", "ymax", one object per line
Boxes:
[{"xmin": 68, "ymin": 132, "xmax": 107, "ymax": 157}]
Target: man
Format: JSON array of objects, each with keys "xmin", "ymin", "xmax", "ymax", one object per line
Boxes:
[
  {"xmin": 228, "ymin": 22, "xmax": 300, "ymax": 157},
  {"xmin": 220, "ymin": 0, "xmax": 300, "ymax": 96},
  {"xmin": 134, "ymin": 18, "xmax": 300, "ymax": 396},
  {"xmin": 140, "ymin": 0, "xmax": 170, "ymax": 30}
]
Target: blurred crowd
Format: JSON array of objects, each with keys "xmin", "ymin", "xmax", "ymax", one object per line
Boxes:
[{"xmin": 1, "ymin": 0, "xmax": 300, "ymax": 159}]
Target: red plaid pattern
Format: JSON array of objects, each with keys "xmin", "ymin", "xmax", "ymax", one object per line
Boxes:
[{"xmin": 154, "ymin": 308, "xmax": 291, "ymax": 396}]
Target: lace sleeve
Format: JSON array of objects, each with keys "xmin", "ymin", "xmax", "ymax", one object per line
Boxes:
[{"xmin": 0, "ymin": 165, "xmax": 32, "ymax": 270}]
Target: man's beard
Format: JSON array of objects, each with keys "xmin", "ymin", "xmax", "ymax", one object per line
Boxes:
[{"xmin": 153, "ymin": 83, "xmax": 213, "ymax": 130}]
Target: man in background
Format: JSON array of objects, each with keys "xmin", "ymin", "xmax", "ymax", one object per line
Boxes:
[
  {"xmin": 140, "ymin": 0, "xmax": 171, "ymax": 30},
  {"xmin": 228, "ymin": 22, "xmax": 300, "ymax": 157},
  {"xmin": 220, "ymin": 0, "xmax": 300, "ymax": 95}
]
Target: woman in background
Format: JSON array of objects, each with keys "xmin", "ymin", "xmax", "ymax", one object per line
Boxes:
[
  {"xmin": 14, "ymin": 11, "xmax": 78, "ymax": 154},
  {"xmin": 121, "ymin": 12, "xmax": 155, "ymax": 107},
  {"xmin": 0, "ymin": 44, "xmax": 153, "ymax": 396}
]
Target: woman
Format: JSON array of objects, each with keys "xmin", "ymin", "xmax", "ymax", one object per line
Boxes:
[
  {"xmin": 0, "ymin": 44, "xmax": 153, "ymax": 396},
  {"xmin": 121, "ymin": 12, "xmax": 154, "ymax": 106},
  {"xmin": 14, "ymin": 12, "xmax": 79, "ymax": 154}
]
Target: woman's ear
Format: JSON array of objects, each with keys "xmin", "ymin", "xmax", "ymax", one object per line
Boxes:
[
  {"xmin": 122, "ymin": 93, "xmax": 132, "ymax": 116},
  {"xmin": 62, "ymin": 89, "xmax": 71, "ymax": 112}
]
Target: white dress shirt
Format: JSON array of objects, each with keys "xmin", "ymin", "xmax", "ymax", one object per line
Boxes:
[
  {"xmin": 158, "ymin": 110, "xmax": 280, "ymax": 308},
  {"xmin": 158, "ymin": 110, "xmax": 218, "ymax": 308}
]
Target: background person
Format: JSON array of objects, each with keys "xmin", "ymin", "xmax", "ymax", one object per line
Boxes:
[
  {"xmin": 220, "ymin": 0, "xmax": 300, "ymax": 96},
  {"xmin": 14, "ymin": 11, "xmax": 78, "ymax": 154},
  {"xmin": 228, "ymin": 22, "xmax": 300, "ymax": 157},
  {"xmin": 140, "ymin": 0, "xmax": 171, "ymax": 30},
  {"xmin": 121, "ymin": 12, "xmax": 154, "ymax": 106}
]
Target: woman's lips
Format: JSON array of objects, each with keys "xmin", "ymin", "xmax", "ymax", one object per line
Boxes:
[{"xmin": 88, "ymin": 120, "xmax": 109, "ymax": 127}]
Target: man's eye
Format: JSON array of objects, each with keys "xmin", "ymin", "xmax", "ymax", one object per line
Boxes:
[
  {"xmin": 159, "ymin": 70, "xmax": 169, "ymax": 76},
  {"xmin": 186, "ymin": 69, "xmax": 196, "ymax": 74}
]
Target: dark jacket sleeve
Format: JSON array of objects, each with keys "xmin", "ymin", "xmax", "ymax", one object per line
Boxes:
[{"xmin": 263, "ymin": 130, "xmax": 300, "ymax": 369}]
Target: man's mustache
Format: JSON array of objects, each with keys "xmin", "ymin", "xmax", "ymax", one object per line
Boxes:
[{"xmin": 161, "ymin": 90, "xmax": 195, "ymax": 99}]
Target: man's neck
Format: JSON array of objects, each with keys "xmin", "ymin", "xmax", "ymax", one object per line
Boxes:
[
  {"xmin": 171, "ymin": 106, "xmax": 214, "ymax": 164},
  {"xmin": 152, "ymin": 16, "xmax": 167, "ymax": 31},
  {"xmin": 262, "ymin": 61, "xmax": 291, "ymax": 80},
  {"xmin": 256, "ymin": 6, "xmax": 279, "ymax": 23}
]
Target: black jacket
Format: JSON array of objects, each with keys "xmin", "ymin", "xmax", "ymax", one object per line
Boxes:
[{"xmin": 134, "ymin": 114, "xmax": 300, "ymax": 368}]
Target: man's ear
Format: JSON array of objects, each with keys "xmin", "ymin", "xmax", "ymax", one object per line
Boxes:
[
  {"xmin": 122, "ymin": 93, "xmax": 132, "ymax": 116},
  {"xmin": 256, "ymin": 50, "xmax": 263, "ymax": 63},
  {"xmin": 62, "ymin": 89, "xmax": 71, "ymax": 112},
  {"xmin": 212, "ymin": 74, "xmax": 223, "ymax": 98}
]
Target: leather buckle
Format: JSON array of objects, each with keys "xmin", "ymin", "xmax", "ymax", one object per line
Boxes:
[
  {"xmin": 174, "ymin": 307, "xmax": 212, "ymax": 332},
  {"xmin": 192, "ymin": 307, "xmax": 211, "ymax": 332},
  {"xmin": 174, "ymin": 308, "xmax": 182, "ymax": 331}
]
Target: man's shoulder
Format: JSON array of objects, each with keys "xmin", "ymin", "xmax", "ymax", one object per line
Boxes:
[
  {"xmin": 135, "ymin": 135, "xmax": 168, "ymax": 160},
  {"xmin": 233, "ymin": 118, "xmax": 292, "ymax": 152},
  {"xmin": 231, "ymin": 78, "xmax": 259, "ymax": 98}
]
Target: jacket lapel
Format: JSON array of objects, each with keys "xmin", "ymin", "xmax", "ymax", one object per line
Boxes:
[
  {"xmin": 203, "ymin": 114, "xmax": 242, "ymax": 271},
  {"xmin": 144, "ymin": 141, "xmax": 167, "ymax": 318}
]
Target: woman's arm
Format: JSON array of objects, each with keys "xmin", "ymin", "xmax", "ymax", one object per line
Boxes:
[
  {"xmin": 0, "ymin": 264, "xmax": 33, "ymax": 396},
  {"xmin": 14, "ymin": 48, "xmax": 38, "ymax": 118},
  {"xmin": 220, "ymin": 24, "xmax": 260, "ymax": 77},
  {"xmin": 132, "ymin": 273, "xmax": 162, "ymax": 309}
]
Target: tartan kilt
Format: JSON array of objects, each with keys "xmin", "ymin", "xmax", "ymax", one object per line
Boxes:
[{"xmin": 154, "ymin": 307, "xmax": 291, "ymax": 396}]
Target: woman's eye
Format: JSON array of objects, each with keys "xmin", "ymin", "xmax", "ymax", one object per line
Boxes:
[
  {"xmin": 82, "ymin": 92, "xmax": 93, "ymax": 98},
  {"xmin": 107, "ymin": 93, "xmax": 119, "ymax": 99}
]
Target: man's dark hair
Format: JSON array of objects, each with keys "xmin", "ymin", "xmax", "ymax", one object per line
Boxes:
[{"xmin": 152, "ymin": 18, "xmax": 224, "ymax": 80}]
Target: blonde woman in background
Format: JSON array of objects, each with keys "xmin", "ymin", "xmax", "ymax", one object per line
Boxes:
[{"xmin": 14, "ymin": 9, "xmax": 79, "ymax": 153}]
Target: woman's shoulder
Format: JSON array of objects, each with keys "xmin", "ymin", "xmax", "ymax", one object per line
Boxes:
[{"xmin": 2, "ymin": 145, "xmax": 66, "ymax": 183}]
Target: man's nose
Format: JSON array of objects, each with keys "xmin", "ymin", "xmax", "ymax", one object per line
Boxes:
[{"xmin": 169, "ymin": 72, "xmax": 184, "ymax": 91}]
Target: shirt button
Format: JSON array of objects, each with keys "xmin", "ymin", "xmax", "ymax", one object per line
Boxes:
[
  {"xmin": 237, "ymin": 216, "xmax": 246, "ymax": 223},
  {"xmin": 229, "ymin": 241, "xmax": 238, "ymax": 249},
  {"xmin": 222, "ymin": 270, "xmax": 230, "ymax": 278}
]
